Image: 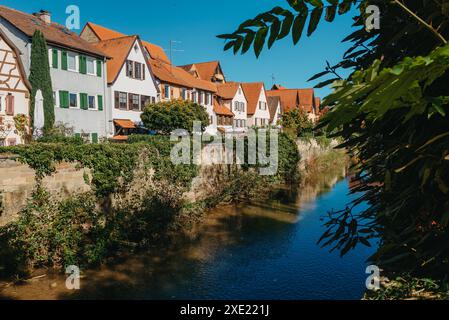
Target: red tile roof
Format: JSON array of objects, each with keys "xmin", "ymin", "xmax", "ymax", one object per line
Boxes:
[
  {"xmin": 241, "ymin": 82, "xmax": 265, "ymax": 116},
  {"xmin": 150, "ymin": 59, "xmax": 216, "ymax": 92},
  {"xmin": 267, "ymin": 88, "xmax": 317, "ymax": 114},
  {"xmin": 272, "ymin": 84, "xmax": 287, "ymax": 90},
  {"xmin": 179, "ymin": 61, "xmax": 223, "ymax": 82},
  {"xmin": 85, "ymin": 22, "xmax": 170, "ymax": 63},
  {"xmin": 297, "ymin": 89, "xmax": 315, "ymax": 113},
  {"xmin": 0, "ymin": 6, "xmax": 107, "ymax": 58},
  {"xmin": 213, "ymin": 97, "xmax": 234, "ymax": 116},
  {"xmin": 266, "ymin": 89, "xmax": 299, "ymax": 113},
  {"xmin": 84, "ymin": 22, "xmax": 214, "ymax": 92},
  {"xmin": 93, "ymin": 36, "xmax": 138, "ymax": 84},
  {"xmin": 114, "ymin": 119, "xmax": 137, "ymax": 129},
  {"xmin": 216, "ymin": 82, "xmax": 240, "ymax": 100}
]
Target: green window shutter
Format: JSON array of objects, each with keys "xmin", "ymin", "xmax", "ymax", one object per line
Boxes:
[
  {"xmin": 61, "ymin": 51, "xmax": 68, "ymax": 70},
  {"xmin": 91, "ymin": 133, "xmax": 99, "ymax": 144},
  {"xmin": 59, "ymin": 91, "xmax": 69, "ymax": 108},
  {"xmin": 80, "ymin": 93, "xmax": 88, "ymax": 110},
  {"xmin": 97, "ymin": 95, "xmax": 103, "ymax": 111},
  {"xmin": 96, "ymin": 60, "xmax": 102, "ymax": 77},
  {"xmin": 52, "ymin": 49, "xmax": 58, "ymax": 68},
  {"xmin": 75, "ymin": 133, "xmax": 81, "ymax": 139},
  {"xmin": 79, "ymin": 56, "xmax": 87, "ymax": 74}
]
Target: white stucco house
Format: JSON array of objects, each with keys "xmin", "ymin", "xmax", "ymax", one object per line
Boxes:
[
  {"xmin": 92, "ymin": 35, "xmax": 159, "ymax": 139},
  {"xmin": 216, "ymin": 82, "xmax": 247, "ymax": 133},
  {"xmin": 0, "ymin": 6, "xmax": 109, "ymax": 142},
  {"xmin": 0, "ymin": 28, "xmax": 31, "ymax": 146},
  {"xmin": 241, "ymin": 82, "xmax": 270, "ymax": 128}
]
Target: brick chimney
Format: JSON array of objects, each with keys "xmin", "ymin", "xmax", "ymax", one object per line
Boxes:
[{"xmin": 34, "ymin": 10, "xmax": 51, "ymax": 24}]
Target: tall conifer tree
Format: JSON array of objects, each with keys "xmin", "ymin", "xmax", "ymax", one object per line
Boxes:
[{"xmin": 29, "ymin": 30, "xmax": 54, "ymax": 132}]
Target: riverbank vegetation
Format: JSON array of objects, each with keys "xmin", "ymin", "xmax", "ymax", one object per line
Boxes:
[
  {"xmin": 0, "ymin": 130, "xmax": 302, "ymax": 279},
  {"xmin": 220, "ymin": 0, "xmax": 449, "ymax": 299}
]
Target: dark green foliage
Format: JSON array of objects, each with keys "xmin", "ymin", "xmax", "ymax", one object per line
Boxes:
[
  {"xmin": 280, "ymin": 109, "xmax": 314, "ymax": 138},
  {"xmin": 29, "ymin": 30, "xmax": 55, "ymax": 132},
  {"xmin": 0, "ymin": 132, "xmax": 302, "ymax": 276},
  {"xmin": 141, "ymin": 100, "xmax": 210, "ymax": 135},
  {"xmin": 217, "ymin": 0, "xmax": 355, "ymax": 57},
  {"xmin": 222, "ymin": 0, "xmax": 449, "ymax": 279}
]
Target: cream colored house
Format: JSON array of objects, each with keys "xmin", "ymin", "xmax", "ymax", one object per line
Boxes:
[{"xmin": 0, "ymin": 29, "xmax": 30, "ymax": 146}]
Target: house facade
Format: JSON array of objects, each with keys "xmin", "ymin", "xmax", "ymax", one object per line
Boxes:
[
  {"xmin": 241, "ymin": 82, "xmax": 270, "ymax": 128},
  {"xmin": 92, "ymin": 35, "xmax": 159, "ymax": 138},
  {"xmin": 0, "ymin": 7, "xmax": 109, "ymax": 141},
  {"xmin": 179, "ymin": 61, "xmax": 226, "ymax": 84},
  {"xmin": 0, "ymin": 28, "xmax": 31, "ymax": 146},
  {"xmin": 216, "ymin": 82, "xmax": 247, "ymax": 133},
  {"xmin": 267, "ymin": 96, "xmax": 282, "ymax": 127},
  {"xmin": 81, "ymin": 22, "xmax": 219, "ymax": 134},
  {"xmin": 268, "ymin": 85, "xmax": 320, "ymax": 123}
]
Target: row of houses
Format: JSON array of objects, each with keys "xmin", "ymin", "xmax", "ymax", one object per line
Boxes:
[{"xmin": 0, "ymin": 5, "xmax": 324, "ymax": 146}]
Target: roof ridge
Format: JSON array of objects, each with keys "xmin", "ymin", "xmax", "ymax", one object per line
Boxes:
[{"xmin": 97, "ymin": 34, "xmax": 138, "ymax": 43}]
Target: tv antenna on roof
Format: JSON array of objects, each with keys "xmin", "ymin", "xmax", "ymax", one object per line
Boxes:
[
  {"xmin": 271, "ymin": 73, "xmax": 276, "ymax": 86},
  {"xmin": 169, "ymin": 40, "xmax": 184, "ymax": 72}
]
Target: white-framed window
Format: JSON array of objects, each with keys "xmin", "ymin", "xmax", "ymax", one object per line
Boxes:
[
  {"xmin": 134, "ymin": 62, "xmax": 142, "ymax": 79},
  {"xmin": 86, "ymin": 57, "xmax": 96, "ymax": 75},
  {"xmin": 68, "ymin": 52, "xmax": 77, "ymax": 72},
  {"xmin": 164, "ymin": 85, "xmax": 170, "ymax": 99},
  {"xmin": 130, "ymin": 93, "xmax": 140, "ymax": 111},
  {"xmin": 119, "ymin": 92, "xmax": 127, "ymax": 109},
  {"xmin": 88, "ymin": 95, "xmax": 96, "ymax": 109},
  {"xmin": 69, "ymin": 93, "xmax": 78, "ymax": 108}
]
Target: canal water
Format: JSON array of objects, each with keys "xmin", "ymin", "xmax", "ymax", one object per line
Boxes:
[{"xmin": 0, "ymin": 171, "xmax": 376, "ymax": 300}]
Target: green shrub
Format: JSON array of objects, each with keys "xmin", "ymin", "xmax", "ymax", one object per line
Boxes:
[{"xmin": 141, "ymin": 100, "xmax": 209, "ymax": 134}]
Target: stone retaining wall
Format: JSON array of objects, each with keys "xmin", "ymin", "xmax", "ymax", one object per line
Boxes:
[{"xmin": 0, "ymin": 155, "xmax": 91, "ymax": 226}]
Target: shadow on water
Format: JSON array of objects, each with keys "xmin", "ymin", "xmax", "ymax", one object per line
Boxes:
[{"xmin": 0, "ymin": 167, "xmax": 376, "ymax": 300}]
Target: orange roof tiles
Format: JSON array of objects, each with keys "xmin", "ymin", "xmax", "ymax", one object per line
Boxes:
[
  {"xmin": 93, "ymin": 36, "xmax": 138, "ymax": 84},
  {"xmin": 297, "ymin": 89, "xmax": 315, "ymax": 113},
  {"xmin": 179, "ymin": 61, "xmax": 223, "ymax": 82},
  {"xmin": 241, "ymin": 82, "xmax": 265, "ymax": 116},
  {"xmin": 216, "ymin": 82, "xmax": 240, "ymax": 100},
  {"xmin": 213, "ymin": 97, "xmax": 234, "ymax": 117},
  {"xmin": 84, "ymin": 22, "xmax": 125, "ymax": 41},
  {"xmin": 84, "ymin": 22, "xmax": 214, "ymax": 92},
  {"xmin": 0, "ymin": 6, "xmax": 107, "ymax": 58},
  {"xmin": 114, "ymin": 119, "xmax": 136, "ymax": 129},
  {"xmin": 142, "ymin": 41, "xmax": 170, "ymax": 63},
  {"xmin": 85, "ymin": 22, "xmax": 170, "ymax": 63},
  {"xmin": 267, "ymin": 89, "xmax": 299, "ymax": 113},
  {"xmin": 272, "ymin": 84, "xmax": 287, "ymax": 90},
  {"xmin": 267, "ymin": 88, "xmax": 317, "ymax": 114},
  {"xmin": 150, "ymin": 59, "xmax": 216, "ymax": 92}
]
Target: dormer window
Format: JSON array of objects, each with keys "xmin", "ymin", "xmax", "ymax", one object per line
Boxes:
[{"xmin": 126, "ymin": 61, "xmax": 134, "ymax": 77}]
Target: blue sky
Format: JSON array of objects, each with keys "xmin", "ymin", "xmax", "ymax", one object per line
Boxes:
[{"xmin": 3, "ymin": 0, "xmax": 357, "ymax": 98}]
